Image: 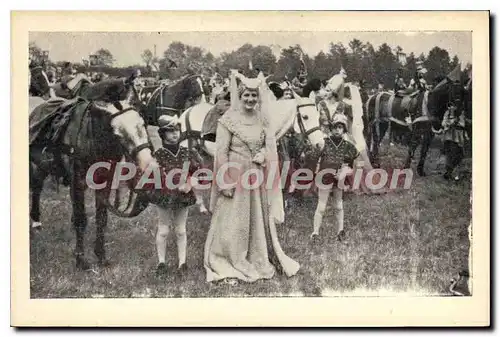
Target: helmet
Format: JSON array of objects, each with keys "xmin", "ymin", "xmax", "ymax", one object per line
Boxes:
[
  {"xmin": 158, "ymin": 115, "xmax": 181, "ymax": 132},
  {"xmin": 330, "ymin": 113, "xmax": 348, "ymax": 131}
]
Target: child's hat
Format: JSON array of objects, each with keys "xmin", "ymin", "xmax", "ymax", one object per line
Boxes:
[
  {"xmin": 158, "ymin": 115, "xmax": 181, "ymax": 131},
  {"xmin": 330, "ymin": 113, "xmax": 348, "ymax": 130}
]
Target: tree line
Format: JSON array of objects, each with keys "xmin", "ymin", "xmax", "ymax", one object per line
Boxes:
[{"xmin": 29, "ymin": 39, "xmax": 472, "ymax": 89}]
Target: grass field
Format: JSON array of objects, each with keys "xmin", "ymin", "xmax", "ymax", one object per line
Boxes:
[{"xmin": 29, "ymin": 135, "xmax": 472, "ymax": 298}]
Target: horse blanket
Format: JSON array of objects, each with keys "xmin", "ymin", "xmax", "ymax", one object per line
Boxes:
[
  {"xmin": 383, "ymin": 89, "xmax": 428, "ymax": 126},
  {"xmin": 200, "ymin": 99, "xmax": 230, "ymax": 142},
  {"xmin": 29, "ymin": 97, "xmax": 90, "ymax": 147}
]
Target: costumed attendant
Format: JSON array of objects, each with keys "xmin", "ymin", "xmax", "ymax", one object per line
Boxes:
[
  {"xmin": 442, "ymin": 101, "xmax": 468, "ymax": 181},
  {"xmin": 320, "ymin": 71, "xmax": 385, "ymax": 195},
  {"xmin": 204, "ymin": 69, "xmax": 299, "ymax": 286},
  {"xmin": 309, "ymin": 114, "xmax": 359, "ymax": 241},
  {"xmin": 149, "ymin": 115, "xmax": 208, "ymax": 276}
]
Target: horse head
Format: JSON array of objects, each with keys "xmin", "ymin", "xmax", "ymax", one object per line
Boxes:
[
  {"xmin": 271, "ymin": 91, "xmax": 324, "ymax": 150},
  {"xmin": 325, "ymin": 72, "xmax": 347, "ymax": 99},
  {"xmin": 159, "ymin": 74, "xmax": 205, "ymax": 114},
  {"xmin": 291, "ymin": 97, "xmax": 324, "ymax": 149},
  {"xmin": 428, "ymin": 76, "xmax": 466, "ymax": 133},
  {"xmin": 92, "ymin": 76, "xmax": 158, "ymax": 173},
  {"xmin": 302, "ymin": 78, "xmax": 322, "ymax": 98},
  {"xmin": 29, "ymin": 66, "xmax": 51, "ymax": 99}
]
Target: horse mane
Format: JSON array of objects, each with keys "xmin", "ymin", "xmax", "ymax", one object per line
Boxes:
[
  {"xmin": 30, "ymin": 67, "xmax": 51, "ymax": 97},
  {"xmin": 268, "ymin": 82, "xmax": 284, "ymax": 99},
  {"xmin": 302, "ymin": 78, "xmax": 322, "ymax": 98},
  {"xmin": 160, "ymin": 74, "xmax": 203, "ymax": 110},
  {"xmin": 83, "ymin": 78, "xmax": 129, "ymax": 102}
]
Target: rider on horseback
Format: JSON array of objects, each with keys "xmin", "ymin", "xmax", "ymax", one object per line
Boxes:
[
  {"xmin": 394, "ymin": 68, "xmax": 407, "ymax": 92},
  {"xmin": 52, "ymin": 62, "xmax": 92, "ymax": 99},
  {"xmin": 409, "ymin": 61, "xmax": 428, "ymax": 92}
]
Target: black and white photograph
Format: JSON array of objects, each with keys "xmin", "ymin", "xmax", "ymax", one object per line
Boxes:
[{"xmin": 12, "ymin": 10, "xmax": 490, "ymax": 327}]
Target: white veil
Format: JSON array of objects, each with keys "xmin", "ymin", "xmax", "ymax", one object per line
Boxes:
[{"xmin": 228, "ymin": 70, "xmax": 285, "ymax": 224}]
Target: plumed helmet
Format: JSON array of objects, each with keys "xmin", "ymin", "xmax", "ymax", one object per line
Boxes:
[
  {"xmin": 330, "ymin": 113, "xmax": 348, "ymax": 131},
  {"xmin": 158, "ymin": 115, "xmax": 181, "ymax": 131}
]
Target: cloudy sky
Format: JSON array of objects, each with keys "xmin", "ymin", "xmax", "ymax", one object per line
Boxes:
[{"xmin": 30, "ymin": 31, "xmax": 472, "ymax": 67}]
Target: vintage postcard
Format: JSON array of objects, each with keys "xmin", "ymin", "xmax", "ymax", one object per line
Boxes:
[{"xmin": 11, "ymin": 11, "xmax": 489, "ymax": 327}]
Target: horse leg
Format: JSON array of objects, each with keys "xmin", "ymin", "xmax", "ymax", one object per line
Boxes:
[
  {"xmin": 70, "ymin": 171, "xmax": 91, "ymax": 271},
  {"xmin": 370, "ymin": 122, "xmax": 380, "ymax": 168},
  {"xmin": 405, "ymin": 131, "xmax": 420, "ymax": 170},
  {"xmin": 371, "ymin": 121, "xmax": 388, "ymax": 168},
  {"xmin": 379, "ymin": 121, "xmax": 389, "ymax": 147},
  {"xmin": 29, "ymin": 166, "xmax": 47, "ymax": 228},
  {"xmin": 417, "ymin": 129, "xmax": 434, "ymax": 177},
  {"xmin": 94, "ymin": 189, "xmax": 110, "ymax": 266},
  {"xmin": 365, "ymin": 121, "xmax": 373, "ymax": 161}
]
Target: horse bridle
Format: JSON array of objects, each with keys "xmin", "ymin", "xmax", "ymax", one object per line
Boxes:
[
  {"xmin": 109, "ymin": 106, "xmax": 154, "ymax": 160},
  {"xmin": 295, "ymin": 103, "xmax": 322, "ymax": 142}
]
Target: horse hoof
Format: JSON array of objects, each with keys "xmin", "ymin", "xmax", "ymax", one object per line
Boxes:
[
  {"xmin": 156, "ymin": 263, "xmax": 168, "ymax": 277},
  {"xmin": 76, "ymin": 258, "xmax": 92, "ymax": 271},
  {"xmin": 98, "ymin": 258, "xmax": 112, "ymax": 268},
  {"xmin": 337, "ymin": 230, "xmax": 346, "ymax": 242},
  {"xmin": 176, "ymin": 264, "xmax": 189, "ymax": 278}
]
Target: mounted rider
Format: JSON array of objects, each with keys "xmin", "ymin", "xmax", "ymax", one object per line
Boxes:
[
  {"xmin": 291, "ymin": 53, "xmax": 308, "ymax": 90},
  {"xmin": 394, "ymin": 68, "xmax": 407, "ymax": 92},
  {"xmin": 279, "ymin": 81, "xmax": 294, "ymax": 100},
  {"xmin": 52, "ymin": 61, "xmax": 92, "ymax": 99},
  {"xmin": 408, "ymin": 61, "xmax": 428, "ymax": 92}
]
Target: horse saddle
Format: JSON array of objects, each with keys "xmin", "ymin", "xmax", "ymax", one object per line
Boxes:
[
  {"xmin": 52, "ymin": 82, "xmax": 73, "ymax": 99},
  {"xmin": 395, "ymin": 88, "xmax": 420, "ymax": 98},
  {"xmin": 201, "ymin": 100, "xmax": 230, "ymax": 142},
  {"xmin": 29, "ymin": 97, "xmax": 89, "ymax": 147},
  {"xmin": 388, "ymin": 90, "xmax": 425, "ymax": 126}
]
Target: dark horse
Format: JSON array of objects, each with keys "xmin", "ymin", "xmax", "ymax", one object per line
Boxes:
[
  {"xmin": 29, "ymin": 64, "xmax": 51, "ymax": 99},
  {"xmin": 29, "ymin": 75, "xmax": 159, "ymax": 270},
  {"xmin": 139, "ymin": 74, "xmax": 204, "ymax": 125},
  {"xmin": 364, "ymin": 75, "xmax": 465, "ymax": 176},
  {"xmin": 289, "ymin": 78, "xmax": 323, "ymax": 98}
]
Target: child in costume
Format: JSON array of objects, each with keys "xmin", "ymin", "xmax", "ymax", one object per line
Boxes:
[
  {"xmin": 442, "ymin": 101, "xmax": 467, "ymax": 181},
  {"xmin": 150, "ymin": 115, "xmax": 208, "ymax": 276},
  {"xmin": 309, "ymin": 113, "xmax": 360, "ymax": 241}
]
